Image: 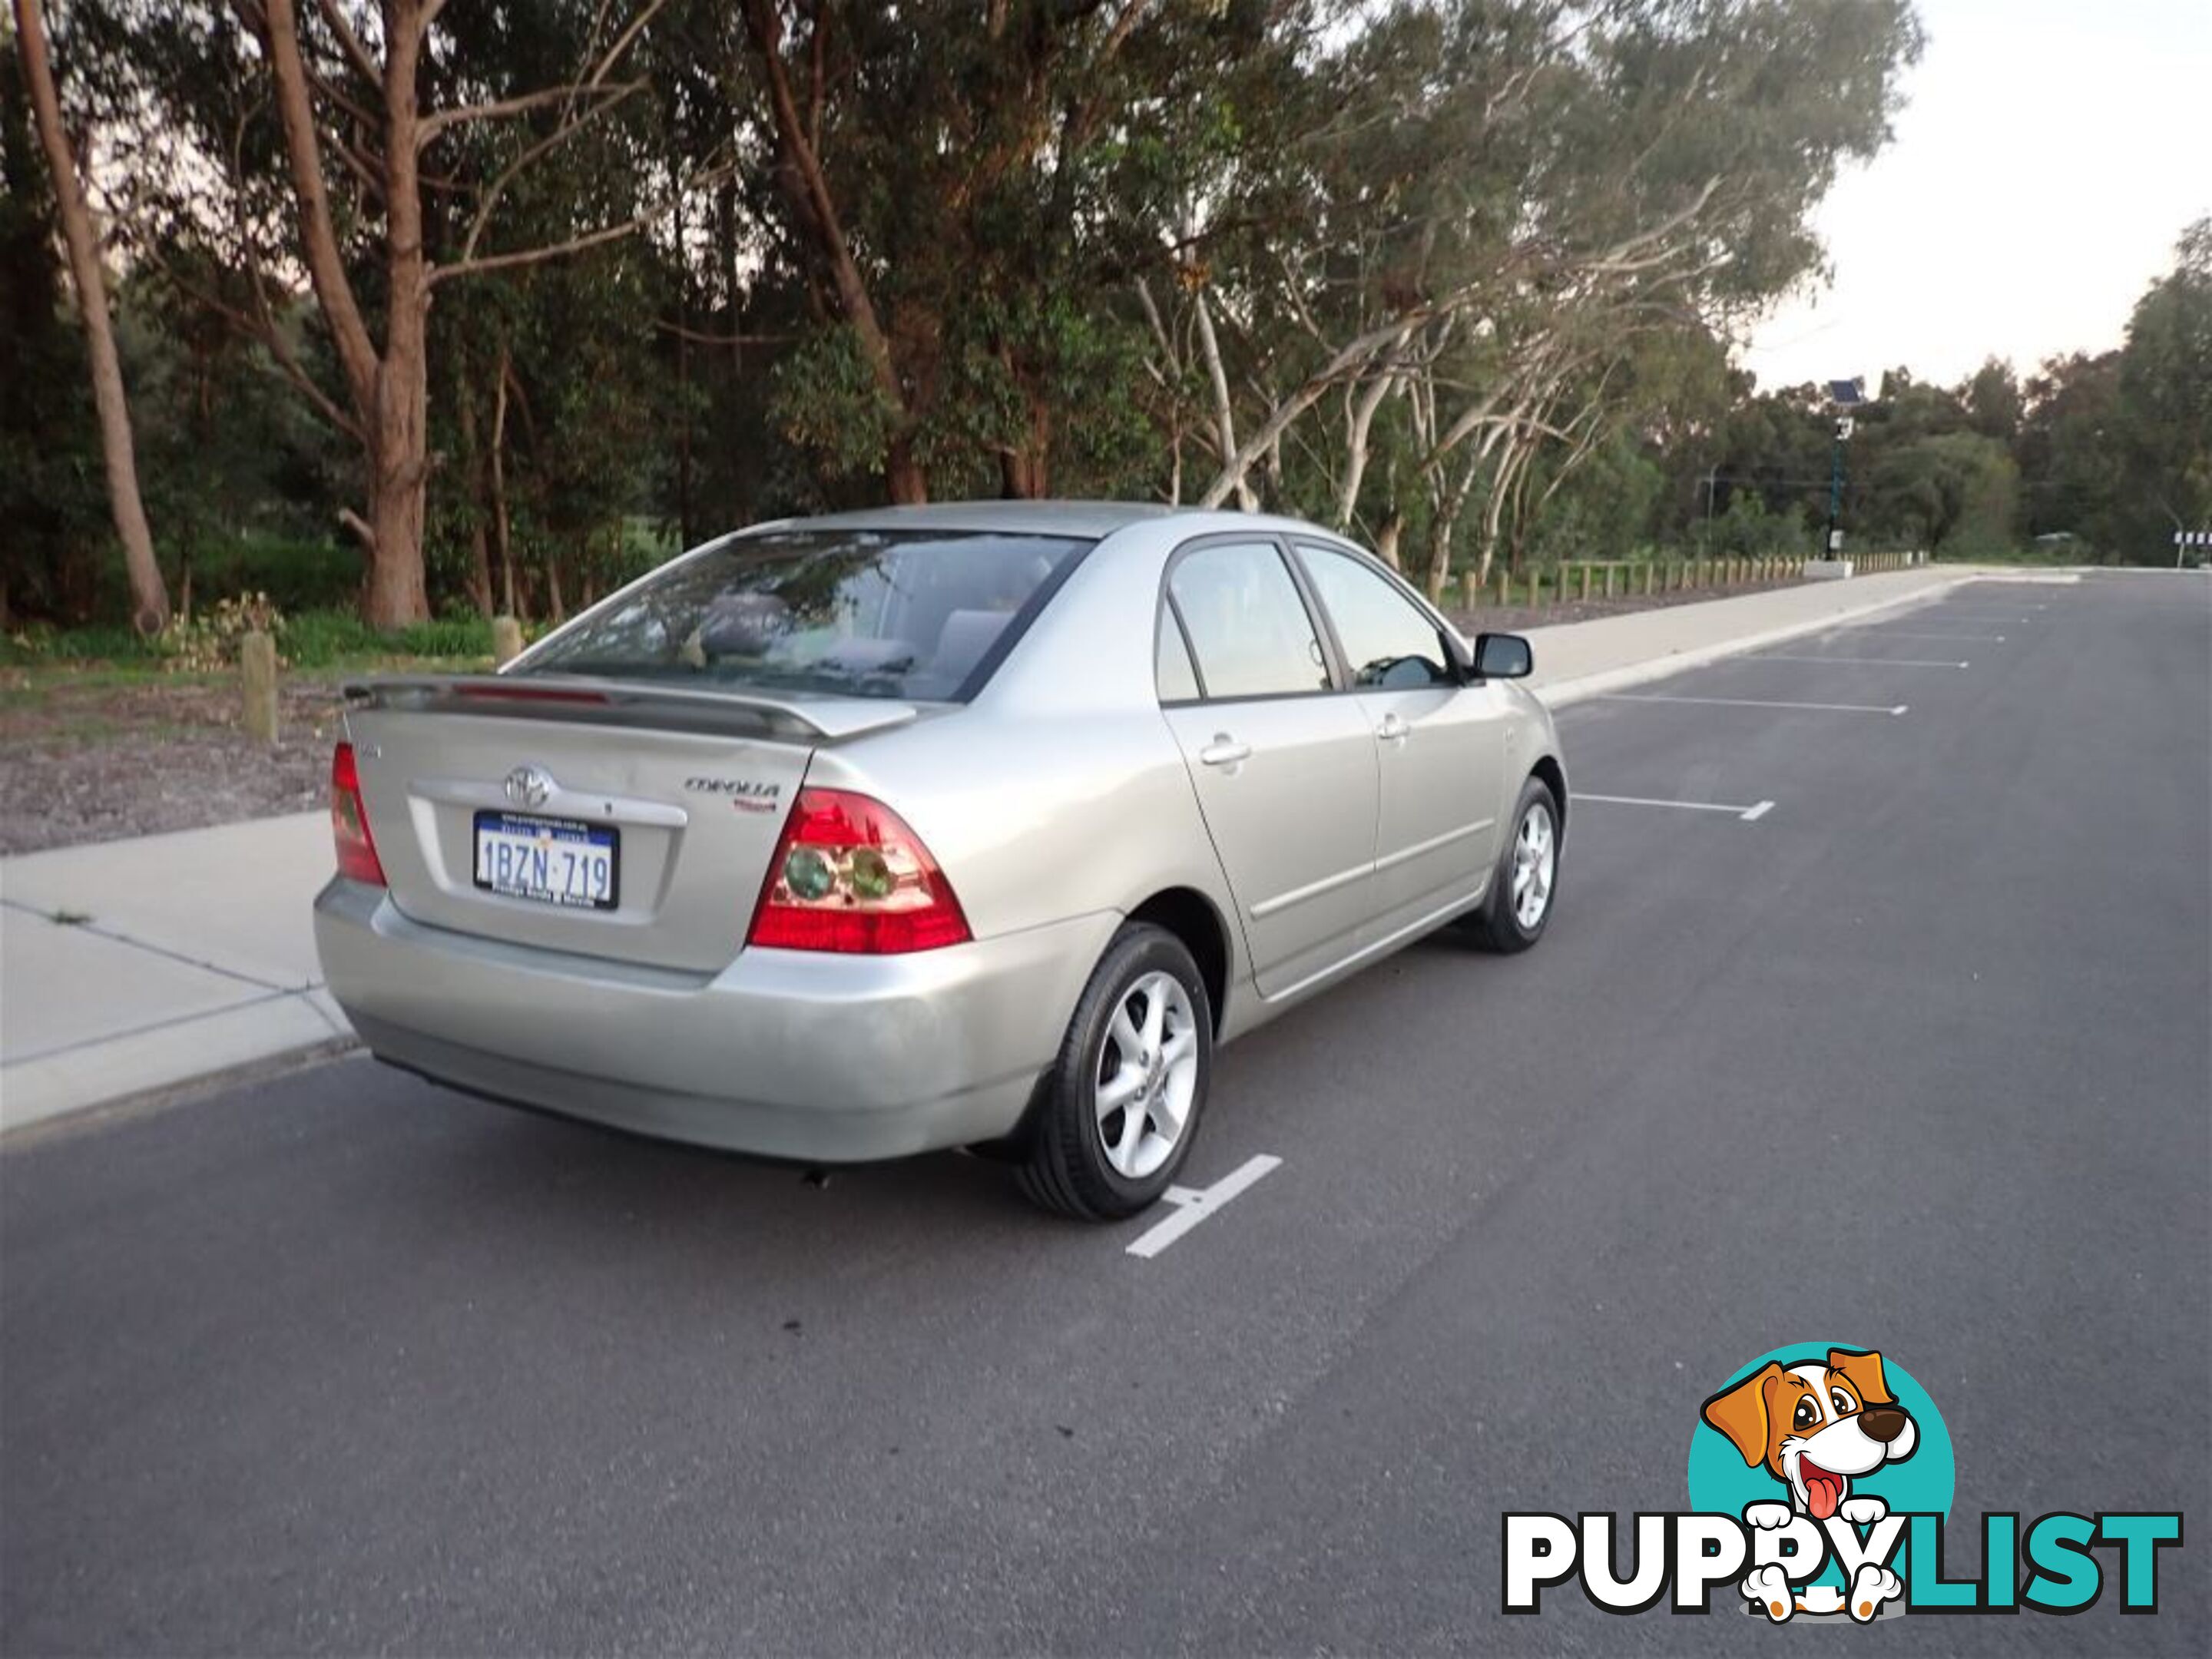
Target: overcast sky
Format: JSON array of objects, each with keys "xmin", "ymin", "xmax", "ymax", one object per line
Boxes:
[{"xmin": 1738, "ymin": 0, "xmax": 2212, "ymax": 395}]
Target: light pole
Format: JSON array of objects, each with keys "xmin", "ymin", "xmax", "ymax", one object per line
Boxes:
[{"xmin": 1822, "ymin": 377, "xmax": 1866, "ymax": 568}]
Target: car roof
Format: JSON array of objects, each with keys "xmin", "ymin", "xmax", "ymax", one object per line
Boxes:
[
  {"xmin": 745, "ymin": 500, "xmax": 1373, "ymax": 552},
  {"xmin": 764, "ymin": 500, "xmax": 1178, "ymax": 540}
]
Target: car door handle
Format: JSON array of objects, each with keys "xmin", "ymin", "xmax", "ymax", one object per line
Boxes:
[
  {"xmin": 1376, "ymin": 714, "xmax": 1411, "ymax": 745},
  {"xmin": 1198, "ymin": 735, "xmax": 1252, "ymax": 767}
]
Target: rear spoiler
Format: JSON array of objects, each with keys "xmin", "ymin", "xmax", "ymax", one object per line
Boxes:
[{"xmin": 343, "ymin": 674, "xmax": 922, "ymax": 742}]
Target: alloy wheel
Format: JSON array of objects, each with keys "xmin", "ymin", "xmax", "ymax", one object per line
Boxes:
[
  {"xmin": 1092, "ymin": 971, "xmax": 1199, "ymax": 1180},
  {"xmin": 1512, "ymin": 800, "xmax": 1555, "ymax": 931}
]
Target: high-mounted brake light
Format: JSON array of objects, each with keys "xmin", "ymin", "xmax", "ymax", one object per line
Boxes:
[
  {"xmin": 330, "ymin": 740, "xmax": 386, "ymax": 886},
  {"xmin": 748, "ymin": 788, "xmax": 969, "ymax": 953}
]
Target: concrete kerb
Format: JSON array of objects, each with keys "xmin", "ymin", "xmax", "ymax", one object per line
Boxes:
[{"xmin": 1533, "ymin": 574, "xmax": 1982, "ymax": 711}]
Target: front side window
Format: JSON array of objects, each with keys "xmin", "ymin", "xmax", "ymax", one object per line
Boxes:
[
  {"xmin": 1167, "ymin": 541, "xmax": 1331, "ymax": 700},
  {"xmin": 1297, "ymin": 543, "xmax": 1452, "ymax": 690},
  {"xmin": 518, "ymin": 529, "xmax": 1089, "ymax": 701}
]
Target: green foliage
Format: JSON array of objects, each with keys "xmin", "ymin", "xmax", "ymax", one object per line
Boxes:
[
  {"xmin": 175, "ymin": 531, "xmax": 357, "ymax": 613},
  {"xmin": 35, "ymin": 0, "xmax": 2201, "ymax": 630},
  {"xmin": 770, "ymin": 326, "xmax": 902, "ymax": 482},
  {"xmin": 278, "ymin": 610, "xmax": 501, "ymax": 668},
  {"xmin": 1708, "ymin": 493, "xmax": 1814, "ymax": 560}
]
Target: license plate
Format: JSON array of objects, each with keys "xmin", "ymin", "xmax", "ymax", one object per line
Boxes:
[{"xmin": 472, "ymin": 811, "xmax": 618, "ymax": 909}]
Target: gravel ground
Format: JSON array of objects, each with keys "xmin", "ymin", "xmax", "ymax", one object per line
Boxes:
[
  {"xmin": 0, "ymin": 674, "xmax": 349, "ymax": 855},
  {"xmin": 0, "ymin": 577, "xmax": 1803, "ymax": 856}
]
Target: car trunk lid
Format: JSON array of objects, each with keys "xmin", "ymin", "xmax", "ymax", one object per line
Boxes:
[{"xmin": 340, "ymin": 676, "xmax": 920, "ymax": 973}]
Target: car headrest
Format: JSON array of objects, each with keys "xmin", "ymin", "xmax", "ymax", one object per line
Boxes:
[{"xmin": 930, "ymin": 609, "xmax": 1012, "ymax": 685}]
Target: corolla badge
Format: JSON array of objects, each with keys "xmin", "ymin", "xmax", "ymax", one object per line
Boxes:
[
  {"xmin": 685, "ymin": 776, "xmax": 782, "ymax": 814},
  {"xmin": 505, "ymin": 765, "xmax": 555, "ymax": 809}
]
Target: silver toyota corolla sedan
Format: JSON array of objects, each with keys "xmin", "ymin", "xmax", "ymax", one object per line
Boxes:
[{"xmin": 315, "ymin": 503, "xmax": 1567, "ymax": 1218}]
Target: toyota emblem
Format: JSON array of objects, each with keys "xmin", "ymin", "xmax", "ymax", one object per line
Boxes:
[{"xmin": 505, "ymin": 765, "xmax": 555, "ymax": 809}]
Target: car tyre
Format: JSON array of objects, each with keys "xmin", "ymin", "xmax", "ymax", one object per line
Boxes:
[
  {"xmin": 1016, "ymin": 922, "xmax": 1211, "ymax": 1220},
  {"xmin": 1459, "ymin": 773, "xmax": 1560, "ymax": 954}
]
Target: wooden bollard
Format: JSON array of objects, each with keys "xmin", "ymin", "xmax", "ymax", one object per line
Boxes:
[
  {"xmin": 1603, "ymin": 565, "xmax": 1617, "ymax": 598},
  {"xmin": 492, "ymin": 615, "xmax": 524, "ymax": 666},
  {"xmin": 1641, "ymin": 563, "xmax": 1655, "ymax": 595},
  {"xmin": 1495, "ymin": 569, "xmax": 1510, "ymax": 608},
  {"xmin": 1578, "ymin": 564, "xmax": 1592, "ymax": 601},
  {"xmin": 1464, "ymin": 571, "xmax": 1482, "ymax": 610},
  {"xmin": 240, "ymin": 629, "xmax": 278, "ymax": 745},
  {"xmin": 1526, "ymin": 571, "xmax": 1542, "ymax": 608}
]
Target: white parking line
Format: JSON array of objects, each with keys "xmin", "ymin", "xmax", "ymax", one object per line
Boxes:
[
  {"xmin": 1758, "ymin": 654, "xmax": 1969, "ymax": 668},
  {"xmin": 1595, "ymin": 694, "xmax": 1908, "ymax": 716},
  {"xmin": 1126, "ymin": 1154, "xmax": 1283, "ymax": 1258},
  {"xmin": 1578, "ymin": 793, "xmax": 1775, "ymax": 822},
  {"xmin": 1855, "ymin": 631, "xmax": 2005, "ymax": 643}
]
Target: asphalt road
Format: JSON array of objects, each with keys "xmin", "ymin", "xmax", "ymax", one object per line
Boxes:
[{"xmin": 5, "ymin": 575, "xmax": 2207, "ymax": 1657}]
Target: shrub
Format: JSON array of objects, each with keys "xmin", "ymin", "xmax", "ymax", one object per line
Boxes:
[
  {"xmin": 176, "ymin": 532, "xmax": 359, "ymax": 614},
  {"xmin": 154, "ymin": 592, "xmax": 286, "ymax": 672}
]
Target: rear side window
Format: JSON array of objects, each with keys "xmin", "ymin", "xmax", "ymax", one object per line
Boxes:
[
  {"xmin": 1297, "ymin": 543, "xmax": 1453, "ymax": 689},
  {"xmin": 1167, "ymin": 541, "xmax": 1331, "ymax": 700},
  {"xmin": 1155, "ymin": 606, "xmax": 1202, "ymax": 702},
  {"xmin": 518, "ymin": 529, "xmax": 1091, "ymax": 701}
]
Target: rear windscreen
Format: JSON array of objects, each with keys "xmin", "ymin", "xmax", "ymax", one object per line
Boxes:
[{"xmin": 516, "ymin": 529, "xmax": 1091, "ymax": 701}]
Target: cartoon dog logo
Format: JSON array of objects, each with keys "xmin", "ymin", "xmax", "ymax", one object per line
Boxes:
[{"xmin": 1701, "ymin": 1347, "xmax": 1918, "ymax": 1621}]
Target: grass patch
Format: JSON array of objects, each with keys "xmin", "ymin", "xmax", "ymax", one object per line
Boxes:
[{"xmin": 5, "ymin": 609, "xmax": 510, "ymax": 674}]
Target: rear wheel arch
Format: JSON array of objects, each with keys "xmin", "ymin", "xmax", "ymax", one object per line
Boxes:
[{"xmin": 1126, "ymin": 886, "xmax": 1230, "ymax": 1035}]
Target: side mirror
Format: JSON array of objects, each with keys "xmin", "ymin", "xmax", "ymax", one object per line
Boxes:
[{"xmin": 1473, "ymin": 631, "xmax": 1533, "ymax": 680}]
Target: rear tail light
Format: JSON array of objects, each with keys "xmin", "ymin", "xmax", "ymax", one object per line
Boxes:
[
  {"xmin": 748, "ymin": 787, "xmax": 970, "ymax": 953},
  {"xmin": 330, "ymin": 740, "xmax": 386, "ymax": 886}
]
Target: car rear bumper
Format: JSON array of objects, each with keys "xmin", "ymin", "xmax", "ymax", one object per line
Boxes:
[{"xmin": 314, "ymin": 879, "xmax": 1117, "ymax": 1162}]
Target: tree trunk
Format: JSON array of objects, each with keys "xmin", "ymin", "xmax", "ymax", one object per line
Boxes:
[
  {"xmin": 14, "ymin": 0, "xmax": 169, "ymax": 633},
  {"xmin": 492, "ymin": 344, "xmax": 515, "ymax": 615},
  {"xmin": 741, "ymin": 0, "xmax": 924, "ymax": 505},
  {"xmin": 454, "ymin": 363, "xmax": 493, "ymax": 615},
  {"xmin": 1193, "ymin": 290, "xmax": 1255, "ymax": 512},
  {"xmin": 362, "ymin": 1, "xmax": 432, "ymax": 628},
  {"xmin": 886, "ymin": 436, "xmax": 927, "ymax": 505},
  {"xmin": 998, "ymin": 382, "xmax": 1051, "ymax": 498},
  {"xmin": 1373, "ymin": 509, "xmax": 1402, "ymax": 571},
  {"xmin": 1335, "ymin": 356, "xmax": 1402, "ymax": 531}
]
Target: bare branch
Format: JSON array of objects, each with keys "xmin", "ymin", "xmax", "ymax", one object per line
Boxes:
[
  {"xmin": 417, "ymin": 78, "xmax": 639, "ymax": 144},
  {"xmin": 431, "ymin": 164, "xmax": 731, "ymax": 286},
  {"xmin": 652, "ymin": 318, "xmax": 793, "ymax": 347},
  {"xmin": 581, "ymin": 0, "xmax": 671, "ymax": 90},
  {"xmin": 447, "ymin": 84, "xmax": 647, "ymax": 266},
  {"xmin": 313, "ymin": 0, "xmax": 380, "ymax": 88},
  {"xmin": 252, "ymin": 0, "xmax": 378, "ymax": 412},
  {"xmin": 338, "ymin": 505, "xmax": 376, "ymax": 549}
]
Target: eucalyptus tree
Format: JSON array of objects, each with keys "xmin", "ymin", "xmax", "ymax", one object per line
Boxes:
[
  {"xmin": 724, "ymin": 0, "xmax": 1316, "ymax": 505},
  {"xmin": 11, "ymin": 0, "xmax": 170, "ymax": 629},
  {"xmin": 90, "ymin": 0, "xmax": 720, "ymax": 626},
  {"xmin": 1174, "ymin": 0, "xmax": 1922, "ymax": 595}
]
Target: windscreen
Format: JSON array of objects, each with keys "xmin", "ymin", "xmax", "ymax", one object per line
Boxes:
[{"xmin": 517, "ymin": 528, "xmax": 1091, "ymax": 701}]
